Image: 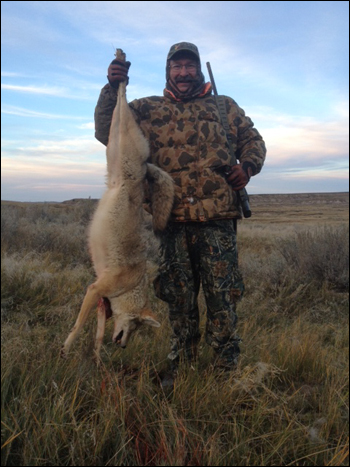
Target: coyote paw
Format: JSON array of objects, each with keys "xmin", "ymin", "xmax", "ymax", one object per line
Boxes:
[
  {"xmin": 60, "ymin": 346, "xmax": 67, "ymax": 359},
  {"xmin": 93, "ymin": 350, "xmax": 102, "ymax": 366}
]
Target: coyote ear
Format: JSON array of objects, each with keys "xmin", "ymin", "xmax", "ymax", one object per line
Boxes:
[
  {"xmin": 144, "ymin": 318, "xmax": 161, "ymax": 328},
  {"xmin": 141, "ymin": 309, "xmax": 161, "ymax": 328}
]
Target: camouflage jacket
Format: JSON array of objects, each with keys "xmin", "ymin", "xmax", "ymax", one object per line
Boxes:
[{"xmin": 95, "ymin": 84, "xmax": 266, "ymax": 222}]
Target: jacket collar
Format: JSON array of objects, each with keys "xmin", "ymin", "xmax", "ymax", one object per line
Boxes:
[{"xmin": 164, "ymin": 82, "xmax": 212, "ymax": 102}]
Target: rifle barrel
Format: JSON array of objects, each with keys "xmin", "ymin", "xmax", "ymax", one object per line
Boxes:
[
  {"xmin": 206, "ymin": 62, "xmax": 218, "ymax": 96},
  {"xmin": 206, "ymin": 61, "xmax": 252, "ymax": 218}
]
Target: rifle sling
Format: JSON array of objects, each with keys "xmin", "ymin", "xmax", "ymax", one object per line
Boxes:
[{"xmin": 214, "ymin": 95, "xmax": 237, "ymax": 165}]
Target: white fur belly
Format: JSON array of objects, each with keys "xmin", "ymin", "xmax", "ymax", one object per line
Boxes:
[{"xmin": 89, "ymin": 187, "xmax": 121, "ymax": 275}]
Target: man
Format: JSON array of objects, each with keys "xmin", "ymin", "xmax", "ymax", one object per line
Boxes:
[{"xmin": 95, "ymin": 42, "xmax": 266, "ymax": 372}]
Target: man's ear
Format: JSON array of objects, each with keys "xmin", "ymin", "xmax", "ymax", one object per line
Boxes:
[{"xmin": 140, "ymin": 309, "xmax": 161, "ymax": 327}]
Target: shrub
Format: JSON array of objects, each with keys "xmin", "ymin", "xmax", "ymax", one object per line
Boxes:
[{"xmin": 278, "ymin": 225, "xmax": 349, "ymax": 291}]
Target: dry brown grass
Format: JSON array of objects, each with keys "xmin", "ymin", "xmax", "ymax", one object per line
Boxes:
[
  {"xmin": 247, "ymin": 192, "xmax": 349, "ymax": 225},
  {"xmin": 1, "ymin": 193, "xmax": 349, "ymax": 466}
]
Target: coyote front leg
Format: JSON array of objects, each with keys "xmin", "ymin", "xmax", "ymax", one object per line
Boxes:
[
  {"xmin": 94, "ymin": 299, "xmax": 108, "ymax": 363},
  {"xmin": 61, "ymin": 278, "xmax": 108, "ymax": 357}
]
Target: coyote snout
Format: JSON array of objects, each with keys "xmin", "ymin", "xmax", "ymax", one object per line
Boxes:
[{"xmin": 62, "ymin": 72, "xmax": 174, "ymax": 360}]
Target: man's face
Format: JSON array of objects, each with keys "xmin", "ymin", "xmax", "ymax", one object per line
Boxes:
[{"xmin": 169, "ymin": 58, "xmax": 198, "ymax": 93}]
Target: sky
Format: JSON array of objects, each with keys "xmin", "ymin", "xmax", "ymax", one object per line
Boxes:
[{"xmin": 1, "ymin": 0, "xmax": 349, "ymax": 202}]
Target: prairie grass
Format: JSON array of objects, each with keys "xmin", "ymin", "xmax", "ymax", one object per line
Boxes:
[{"xmin": 1, "ymin": 197, "xmax": 349, "ymax": 466}]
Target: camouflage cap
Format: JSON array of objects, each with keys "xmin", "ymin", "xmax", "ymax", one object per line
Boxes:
[{"xmin": 167, "ymin": 42, "xmax": 200, "ymax": 61}]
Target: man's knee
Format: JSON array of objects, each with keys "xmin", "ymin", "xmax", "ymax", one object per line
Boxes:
[{"xmin": 153, "ymin": 264, "xmax": 198, "ymax": 309}]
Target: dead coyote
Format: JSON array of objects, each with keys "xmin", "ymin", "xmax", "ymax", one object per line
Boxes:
[{"xmin": 62, "ymin": 67, "xmax": 174, "ymax": 359}]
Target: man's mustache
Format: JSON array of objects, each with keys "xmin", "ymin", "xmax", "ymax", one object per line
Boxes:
[{"xmin": 175, "ymin": 76, "xmax": 195, "ymax": 84}]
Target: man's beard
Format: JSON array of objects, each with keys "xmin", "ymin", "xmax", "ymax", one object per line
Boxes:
[
  {"xmin": 172, "ymin": 75, "xmax": 196, "ymax": 94},
  {"xmin": 167, "ymin": 75, "xmax": 202, "ymax": 99}
]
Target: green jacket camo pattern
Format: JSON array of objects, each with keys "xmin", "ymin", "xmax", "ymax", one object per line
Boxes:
[{"xmin": 95, "ymin": 84, "xmax": 266, "ymax": 222}]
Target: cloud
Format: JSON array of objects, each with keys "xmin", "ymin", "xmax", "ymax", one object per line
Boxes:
[
  {"xmin": 1, "ymin": 135, "xmax": 105, "ymax": 182},
  {"xmin": 1, "ymin": 104, "xmax": 87, "ymax": 120},
  {"xmin": 1, "ymin": 149, "xmax": 106, "ymax": 202},
  {"xmin": 1, "ymin": 140, "xmax": 106, "ymax": 201},
  {"xmin": 246, "ymin": 105, "xmax": 349, "ymax": 169},
  {"xmin": 282, "ymin": 168, "xmax": 348, "ymax": 180},
  {"xmin": 1, "ymin": 71, "xmax": 23, "ymax": 78},
  {"xmin": 1, "ymin": 156, "xmax": 104, "ymax": 177},
  {"xmin": 6, "ymin": 136, "xmax": 104, "ymax": 159},
  {"xmin": 77, "ymin": 122, "xmax": 95, "ymax": 129},
  {"xmin": 1, "ymin": 177, "xmax": 105, "ymax": 202},
  {"xmin": 1, "ymin": 79, "xmax": 102, "ymax": 100},
  {"xmin": 248, "ymin": 174, "xmax": 349, "ymax": 195},
  {"xmin": 1, "ymin": 1, "xmax": 348, "ymax": 201},
  {"xmin": 1, "ymin": 83, "xmax": 69, "ymax": 97}
]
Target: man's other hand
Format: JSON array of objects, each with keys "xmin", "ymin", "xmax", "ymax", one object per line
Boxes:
[{"xmin": 226, "ymin": 165, "xmax": 250, "ymax": 191}]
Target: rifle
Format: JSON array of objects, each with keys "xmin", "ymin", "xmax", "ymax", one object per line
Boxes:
[{"xmin": 206, "ymin": 62, "xmax": 252, "ymax": 218}]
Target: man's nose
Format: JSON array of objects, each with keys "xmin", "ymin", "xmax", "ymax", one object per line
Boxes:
[{"xmin": 179, "ymin": 66, "xmax": 189, "ymax": 76}]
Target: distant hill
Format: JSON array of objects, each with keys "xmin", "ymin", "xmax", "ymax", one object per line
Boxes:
[
  {"xmin": 249, "ymin": 192, "xmax": 349, "ymax": 206},
  {"xmin": 2, "ymin": 192, "xmax": 348, "ymax": 207},
  {"xmin": 1, "ymin": 192, "xmax": 349, "ymax": 225}
]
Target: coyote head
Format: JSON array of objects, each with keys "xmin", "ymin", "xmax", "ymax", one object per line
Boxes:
[{"xmin": 111, "ymin": 307, "xmax": 161, "ymax": 348}]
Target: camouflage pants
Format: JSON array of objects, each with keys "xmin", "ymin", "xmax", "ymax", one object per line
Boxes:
[{"xmin": 154, "ymin": 220, "xmax": 244, "ymax": 369}]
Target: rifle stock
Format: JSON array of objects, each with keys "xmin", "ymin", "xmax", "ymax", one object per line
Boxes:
[{"xmin": 206, "ymin": 62, "xmax": 251, "ymax": 218}]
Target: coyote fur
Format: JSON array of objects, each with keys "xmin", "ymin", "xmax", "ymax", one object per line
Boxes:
[{"xmin": 62, "ymin": 79, "xmax": 174, "ymax": 359}]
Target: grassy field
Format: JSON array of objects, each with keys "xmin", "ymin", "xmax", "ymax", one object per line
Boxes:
[{"xmin": 1, "ymin": 193, "xmax": 349, "ymax": 466}]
